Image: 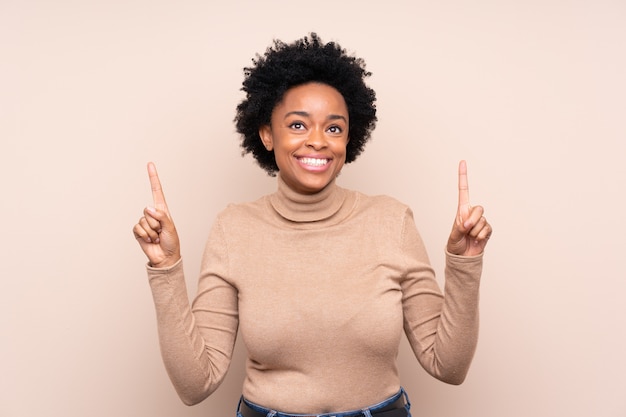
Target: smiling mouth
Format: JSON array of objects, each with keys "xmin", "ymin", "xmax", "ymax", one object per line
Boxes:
[{"xmin": 298, "ymin": 157, "xmax": 329, "ymax": 167}]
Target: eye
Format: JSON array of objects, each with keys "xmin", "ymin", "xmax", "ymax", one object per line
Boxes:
[
  {"xmin": 289, "ymin": 122, "xmax": 306, "ymax": 130},
  {"xmin": 327, "ymin": 125, "xmax": 343, "ymax": 134}
]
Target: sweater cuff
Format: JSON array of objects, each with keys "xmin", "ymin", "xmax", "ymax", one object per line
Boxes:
[
  {"xmin": 445, "ymin": 249, "xmax": 484, "ymax": 263},
  {"xmin": 146, "ymin": 257, "xmax": 183, "ymax": 275},
  {"xmin": 444, "ymin": 249, "xmax": 483, "ymax": 286},
  {"xmin": 146, "ymin": 257, "xmax": 187, "ymax": 302}
]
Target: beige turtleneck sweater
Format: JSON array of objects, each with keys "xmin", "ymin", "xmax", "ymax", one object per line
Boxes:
[{"xmin": 147, "ymin": 175, "xmax": 482, "ymax": 413}]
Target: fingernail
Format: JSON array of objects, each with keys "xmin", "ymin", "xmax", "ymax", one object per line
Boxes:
[{"xmin": 147, "ymin": 206, "xmax": 156, "ymax": 213}]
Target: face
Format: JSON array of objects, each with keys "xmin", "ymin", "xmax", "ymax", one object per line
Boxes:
[{"xmin": 259, "ymin": 82, "xmax": 349, "ymax": 194}]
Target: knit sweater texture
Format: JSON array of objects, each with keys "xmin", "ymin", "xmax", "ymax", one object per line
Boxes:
[{"xmin": 147, "ymin": 174, "xmax": 482, "ymax": 413}]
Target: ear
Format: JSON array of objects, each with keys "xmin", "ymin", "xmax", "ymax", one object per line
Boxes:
[{"xmin": 258, "ymin": 125, "xmax": 274, "ymax": 151}]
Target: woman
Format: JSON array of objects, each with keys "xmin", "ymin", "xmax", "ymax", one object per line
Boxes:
[{"xmin": 133, "ymin": 33, "xmax": 492, "ymax": 417}]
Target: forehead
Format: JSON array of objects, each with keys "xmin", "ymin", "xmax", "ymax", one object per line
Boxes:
[{"xmin": 274, "ymin": 82, "xmax": 348, "ymax": 115}]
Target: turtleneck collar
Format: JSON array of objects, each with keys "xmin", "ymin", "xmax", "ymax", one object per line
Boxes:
[{"xmin": 268, "ymin": 173, "xmax": 351, "ymax": 223}]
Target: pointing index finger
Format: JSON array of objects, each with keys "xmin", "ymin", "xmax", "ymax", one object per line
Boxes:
[
  {"xmin": 458, "ymin": 160, "xmax": 470, "ymax": 209},
  {"xmin": 147, "ymin": 162, "xmax": 167, "ymax": 211}
]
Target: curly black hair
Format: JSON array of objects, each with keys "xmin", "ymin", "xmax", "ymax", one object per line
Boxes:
[{"xmin": 234, "ymin": 33, "xmax": 377, "ymax": 175}]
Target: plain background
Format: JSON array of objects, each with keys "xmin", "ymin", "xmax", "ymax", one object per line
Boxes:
[{"xmin": 2, "ymin": 0, "xmax": 625, "ymax": 416}]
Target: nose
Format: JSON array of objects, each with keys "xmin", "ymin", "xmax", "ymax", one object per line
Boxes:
[{"xmin": 305, "ymin": 128, "xmax": 327, "ymax": 150}]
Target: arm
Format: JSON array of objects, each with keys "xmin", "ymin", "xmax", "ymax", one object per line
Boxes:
[
  {"xmin": 400, "ymin": 212, "xmax": 482, "ymax": 385},
  {"xmin": 402, "ymin": 161, "xmax": 490, "ymax": 384},
  {"xmin": 133, "ymin": 163, "xmax": 238, "ymax": 405},
  {"xmin": 147, "ymin": 222, "xmax": 238, "ymax": 405}
]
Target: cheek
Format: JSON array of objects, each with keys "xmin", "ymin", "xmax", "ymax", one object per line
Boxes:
[{"xmin": 335, "ymin": 140, "xmax": 349, "ymax": 158}]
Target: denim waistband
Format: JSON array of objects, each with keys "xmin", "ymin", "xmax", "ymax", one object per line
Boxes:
[{"xmin": 237, "ymin": 387, "xmax": 411, "ymax": 417}]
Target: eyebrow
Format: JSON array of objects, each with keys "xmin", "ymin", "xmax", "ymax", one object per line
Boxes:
[{"xmin": 284, "ymin": 111, "xmax": 347, "ymax": 122}]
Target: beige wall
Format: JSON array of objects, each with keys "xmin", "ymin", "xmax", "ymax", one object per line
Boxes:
[{"xmin": 2, "ymin": 0, "xmax": 625, "ymax": 416}]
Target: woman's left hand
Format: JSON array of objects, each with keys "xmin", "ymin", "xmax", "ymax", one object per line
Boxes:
[{"xmin": 447, "ymin": 160, "xmax": 492, "ymax": 256}]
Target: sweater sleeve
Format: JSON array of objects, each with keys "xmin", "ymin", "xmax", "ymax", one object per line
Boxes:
[
  {"xmin": 147, "ymin": 217, "xmax": 239, "ymax": 405},
  {"xmin": 400, "ymin": 208, "xmax": 482, "ymax": 385}
]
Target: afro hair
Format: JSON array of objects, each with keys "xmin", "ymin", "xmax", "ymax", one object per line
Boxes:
[{"xmin": 234, "ymin": 33, "xmax": 377, "ymax": 175}]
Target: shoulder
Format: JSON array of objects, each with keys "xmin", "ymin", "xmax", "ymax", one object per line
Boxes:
[
  {"xmin": 214, "ymin": 195, "xmax": 272, "ymax": 226},
  {"xmin": 344, "ymin": 189, "xmax": 416, "ymax": 235},
  {"xmin": 351, "ymin": 189, "xmax": 412, "ymax": 217}
]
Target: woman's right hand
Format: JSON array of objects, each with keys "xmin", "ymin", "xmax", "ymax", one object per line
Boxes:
[{"xmin": 133, "ymin": 162, "xmax": 181, "ymax": 268}]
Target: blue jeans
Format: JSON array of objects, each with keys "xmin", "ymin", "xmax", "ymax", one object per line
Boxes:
[{"xmin": 236, "ymin": 387, "xmax": 412, "ymax": 417}]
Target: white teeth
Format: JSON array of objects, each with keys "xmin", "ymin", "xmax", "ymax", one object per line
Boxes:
[{"xmin": 299, "ymin": 157, "xmax": 328, "ymax": 167}]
